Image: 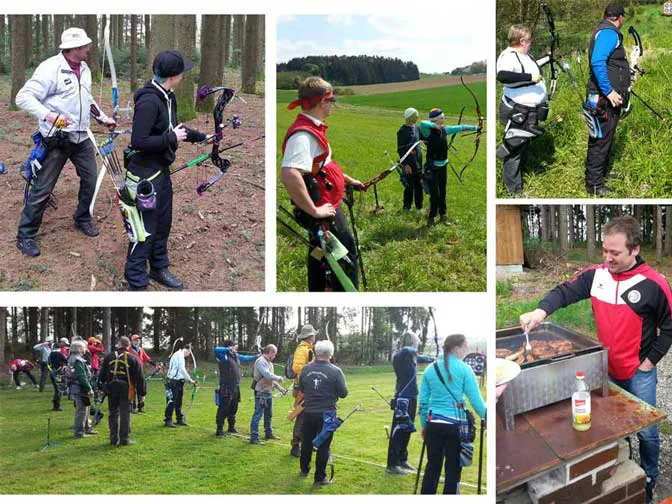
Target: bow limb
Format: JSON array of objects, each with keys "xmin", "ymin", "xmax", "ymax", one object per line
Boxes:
[
  {"xmin": 453, "ymin": 76, "xmax": 484, "ymax": 184},
  {"xmin": 361, "ymin": 139, "xmax": 424, "ymax": 189},
  {"xmin": 325, "ymin": 320, "xmax": 332, "ymax": 342},
  {"xmin": 428, "ymin": 307, "xmax": 440, "ymax": 361},
  {"xmin": 540, "ymin": 1, "xmax": 560, "ymax": 100}
]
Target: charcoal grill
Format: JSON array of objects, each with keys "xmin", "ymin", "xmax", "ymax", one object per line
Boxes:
[{"xmin": 496, "ymin": 322, "xmax": 609, "ymax": 430}]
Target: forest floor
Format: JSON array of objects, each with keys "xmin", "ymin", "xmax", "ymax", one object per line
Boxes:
[
  {"xmin": 0, "ymin": 75, "xmax": 265, "ymax": 291},
  {"xmin": 496, "ymin": 247, "xmax": 672, "ymax": 502},
  {"xmin": 0, "ymin": 364, "xmax": 487, "ymax": 495}
]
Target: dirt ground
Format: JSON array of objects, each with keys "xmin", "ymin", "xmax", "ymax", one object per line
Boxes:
[
  {"xmin": 347, "ymin": 74, "xmax": 486, "ymax": 94},
  {"xmin": 0, "ymin": 90, "xmax": 265, "ymax": 291}
]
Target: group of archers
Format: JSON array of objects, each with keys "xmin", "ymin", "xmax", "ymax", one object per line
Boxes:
[
  {"xmin": 15, "ymin": 323, "xmax": 485, "ymax": 494},
  {"xmin": 280, "ymin": 76, "xmax": 479, "ymax": 291},
  {"xmin": 14, "ymin": 26, "xmax": 220, "ymax": 290},
  {"xmin": 497, "ymin": 2, "xmax": 646, "ymax": 196}
]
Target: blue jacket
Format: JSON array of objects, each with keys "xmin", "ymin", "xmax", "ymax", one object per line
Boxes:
[{"xmin": 392, "ymin": 346, "xmax": 433, "ymax": 399}]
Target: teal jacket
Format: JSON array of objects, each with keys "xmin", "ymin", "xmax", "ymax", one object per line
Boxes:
[
  {"xmin": 419, "ymin": 120, "xmax": 478, "ymax": 167},
  {"xmin": 418, "ymin": 354, "xmax": 486, "ymax": 428}
]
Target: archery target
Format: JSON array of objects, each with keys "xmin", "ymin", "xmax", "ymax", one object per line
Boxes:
[{"xmin": 464, "ymin": 352, "xmax": 486, "ymax": 376}]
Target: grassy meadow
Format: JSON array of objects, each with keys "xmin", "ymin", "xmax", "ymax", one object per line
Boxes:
[
  {"xmin": 0, "ymin": 364, "xmax": 487, "ymax": 494},
  {"xmin": 496, "ymin": 5, "xmax": 672, "ymax": 198},
  {"xmin": 277, "ymin": 80, "xmax": 487, "ymax": 292}
]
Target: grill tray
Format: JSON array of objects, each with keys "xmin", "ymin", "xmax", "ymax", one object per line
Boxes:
[{"xmin": 497, "ymin": 322, "xmax": 609, "ymax": 430}]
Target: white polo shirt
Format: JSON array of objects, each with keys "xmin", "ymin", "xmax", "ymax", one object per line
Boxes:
[{"xmin": 281, "ymin": 113, "xmax": 331, "ymax": 173}]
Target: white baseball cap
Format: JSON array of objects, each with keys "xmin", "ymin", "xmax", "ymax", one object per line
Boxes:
[{"xmin": 59, "ymin": 28, "xmax": 92, "ymax": 50}]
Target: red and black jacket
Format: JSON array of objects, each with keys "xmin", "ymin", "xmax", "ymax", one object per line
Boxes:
[
  {"xmin": 281, "ymin": 113, "xmax": 345, "ymax": 209},
  {"xmin": 537, "ymin": 257, "xmax": 672, "ymax": 380}
]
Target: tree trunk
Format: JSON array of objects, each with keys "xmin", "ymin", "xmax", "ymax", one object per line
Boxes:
[
  {"xmin": 10, "ymin": 16, "xmax": 29, "ymax": 107},
  {"xmin": 558, "ymin": 206, "xmax": 569, "ymax": 257},
  {"xmin": 53, "ymin": 15, "xmax": 64, "ymax": 52},
  {"xmin": 0, "ymin": 15, "xmax": 6, "ymax": 73},
  {"xmin": 222, "ymin": 15, "xmax": 231, "ymax": 69},
  {"xmin": 257, "ymin": 15, "xmax": 264, "ymax": 75},
  {"xmin": 152, "ymin": 308, "xmax": 161, "ymax": 353},
  {"xmin": 85, "ymin": 15, "xmax": 100, "ymax": 76},
  {"xmin": 0, "ymin": 308, "xmax": 7, "ymax": 363},
  {"xmin": 130, "ymin": 15, "xmax": 137, "ymax": 92},
  {"xmin": 198, "ymin": 15, "xmax": 223, "ymax": 112},
  {"xmin": 586, "ymin": 205, "xmax": 596, "ymax": 262},
  {"xmin": 42, "ymin": 14, "xmax": 50, "ymax": 59},
  {"xmin": 34, "ymin": 15, "xmax": 41, "ymax": 62},
  {"xmin": 148, "ymin": 15, "xmax": 176, "ymax": 81},
  {"xmin": 232, "ymin": 15, "xmax": 244, "ymax": 68},
  {"xmin": 241, "ymin": 15, "xmax": 260, "ymax": 94},
  {"xmin": 144, "ymin": 15, "xmax": 151, "ymax": 50},
  {"xmin": 40, "ymin": 308, "xmax": 49, "ymax": 342},
  {"xmin": 175, "ymin": 15, "xmax": 196, "ymax": 121}
]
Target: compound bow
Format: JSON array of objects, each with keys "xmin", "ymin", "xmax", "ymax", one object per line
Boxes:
[{"xmin": 540, "ymin": 1, "xmax": 560, "ymax": 101}]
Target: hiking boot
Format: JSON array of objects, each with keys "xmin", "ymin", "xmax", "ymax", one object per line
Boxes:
[
  {"xmin": 291, "ymin": 446, "xmax": 301, "ymax": 457},
  {"xmin": 164, "ymin": 420, "xmax": 177, "ymax": 428},
  {"xmin": 399, "ymin": 461, "xmax": 415, "ymax": 471},
  {"xmin": 149, "ymin": 268, "xmax": 184, "ymax": 290},
  {"xmin": 314, "ymin": 478, "xmax": 333, "ymax": 486},
  {"xmin": 439, "ymin": 215, "xmax": 448, "ymax": 224},
  {"xmin": 176, "ymin": 420, "xmax": 189, "ymax": 426},
  {"xmin": 74, "ymin": 221, "xmax": 99, "ymax": 237},
  {"xmin": 216, "ymin": 428, "xmax": 225, "ymax": 437},
  {"xmin": 265, "ymin": 433, "xmax": 281, "ymax": 440},
  {"xmin": 227, "ymin": 427, "xmax": 238, "ymax": 434},
  {"xmin": 386, "ymin": 465, "xmax": 412, "ymax": 475},
  {"xmin": 16, "ymin": 238, "xmax": 40, "ymax": 257},
  {"xmin": 250, "ymin": 438, "xmax": 263, "ymax": 445},
  {"xmin": 120, "ymin": 439, "xmax": 136, "ymax": 446},
  {"xmin": 586, "ymin": 185, "xmax": 613, "ymax": 196},
  {"xmin": 427, "ymin": 216, "xmax": 435, "ymax": 227},
  {"xmin": 127, "ymin": 284, "xmax": 148, "ymax": 291}
]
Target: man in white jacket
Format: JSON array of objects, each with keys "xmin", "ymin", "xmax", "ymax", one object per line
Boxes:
[{"xmin": 15, "ymin": 27, "xmax": 116, "ymax": 257}]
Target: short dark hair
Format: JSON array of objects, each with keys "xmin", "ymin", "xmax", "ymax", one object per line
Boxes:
[
  {"xmin": 222, "ymin": 339, "xmax": 234, "ymax": 347},
  {"xmin": 603, "ymin": 215, "xmax": 641, "ymax": 253},
  {"xmin": 604, "ymin": 3, "xmax": 625, "ymax": 19}
]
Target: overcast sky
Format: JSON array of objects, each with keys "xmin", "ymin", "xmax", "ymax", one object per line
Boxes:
[{"xmin": 277, "ymin": 13, "xmax": 489, "ymax": 74}]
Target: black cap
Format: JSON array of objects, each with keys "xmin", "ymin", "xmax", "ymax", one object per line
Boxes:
[
  {"xmin": 152, "ymin": 50, "xmax": 193, "ymax": 78},
  {"xmin": 604, "ymin": 3, "xmax": 625, "ymax": 18}
]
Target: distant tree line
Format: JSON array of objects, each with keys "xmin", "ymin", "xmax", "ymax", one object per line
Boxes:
[
  {"xmin": 277, "ymin": 54, "xmax": 419, "ymax": 88},
  {"xmin": 519, "ymin": 205, "xmax": 672, "ymax": 264}
]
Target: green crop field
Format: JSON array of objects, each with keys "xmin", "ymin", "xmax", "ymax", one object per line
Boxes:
[
  {"xmin": 277, "ymin": 82, "xmax": 487, "ymax": 292},
  {"xmin": 496, "ymin": 6, "xmax": 672, "ymax": 198},
  {"xmin": 0, "ymin": 364, "xmax": 487, "ymax": 494}
]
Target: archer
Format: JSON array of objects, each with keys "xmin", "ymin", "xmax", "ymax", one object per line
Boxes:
[
  {"xmin": 15, "ymin": 27, "xmax": 116, "ymax": 257},
  {"xmin": 123, "ymin": 50, "xmax": 211, "ymax": 291},
  {"xmin": 280, "ymin": 77, "xmax": 364, "ymax": 292}
]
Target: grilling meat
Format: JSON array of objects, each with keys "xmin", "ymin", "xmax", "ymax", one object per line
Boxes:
[{"xmin": 498, "ymin": 339, "xmax": 575, "ymax": 365}]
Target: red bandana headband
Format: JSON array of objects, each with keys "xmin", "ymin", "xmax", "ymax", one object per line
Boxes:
[{"xmin": 287, "ymin": 91, "xmax": 334, "ymax": 110}]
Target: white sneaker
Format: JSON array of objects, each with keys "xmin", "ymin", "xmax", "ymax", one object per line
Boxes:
[{"xmin": 16, "ymin": 386, "xmax": 22, "ymax": 390}]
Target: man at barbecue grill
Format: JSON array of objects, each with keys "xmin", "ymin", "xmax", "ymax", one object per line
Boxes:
[
  {"xmin": 280, "ymin": 76, "xmax": 364, "ymax": 291},
  {"xmin": 520, "ymin": 215, "xmax": 672, "ymax": 504},
  {"xmin": 14, "ymin": 27, "xmax": 117, "ymax": 257}
]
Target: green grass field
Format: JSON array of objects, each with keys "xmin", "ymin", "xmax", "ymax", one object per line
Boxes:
[
  {"xmin": 0, "ymin": 364, "xmax": 487, "ymax": 494},
  {"xmin": 496, "ymin": 6, "xmax": 672, "ymax": 198},
  {"xmin": 277, "ymin": 82, "xmax": 487, "ymax": 292}
]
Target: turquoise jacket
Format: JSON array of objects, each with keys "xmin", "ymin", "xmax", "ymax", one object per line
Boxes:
[
  {"xmin": 419, "ymin": 120, "xmax": 478, "ymax": 167},
  {"xmin": 418, "ymin": 354, "xmax": 486, "ymax": 428}
]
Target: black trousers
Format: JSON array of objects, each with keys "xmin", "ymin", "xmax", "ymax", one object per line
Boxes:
[
  {"xmin": 403, "ymin": 172, "xmax": 424, "ymax": 210},
  {"xmin": 13, "ymin": 370, "xmax": 37, "ymax": 387},
  {"xmin": 421, "ymin": 422, "xmax": 462, "ymax": 495},
  {"xmin": 307, "ymin": 207, "xmax": 358, "ymax": 291},
  {"xmin": 387, "ymin": 398, "xmax": 417, "ymax": 467},
  {"xmin": 164, "ymin": 379, "xmax": 185, "ymax": 423},
  {"xmin": 426, "ymin": 165, "xmax": 448, "ymax": 219},
  {"xmin": 49, "ymin": 370, "xmax": 62, "ymax": 408},
  {"xmin": 108, "ymin": 382, "xmax": 131, "ymax": 443},
  {"xmin": 300, "ymin": 412, "xmax": 333, "ymax": 482},
  {"xmin": 216, "ymin": 385, "xmax": 241, "ymax": 430},
  {"xmin": 39, "ymin": 362, "xmax": 49, "ymax": 391},
  {"xmin": 292, "ymin": 411, "xmax": 305, "ymax": 450},
  {"xmin": 17, "ymin": 138, "xmax": 97, "ymax": 239},
  {"xmin": 585, "ymin": 101, "xmax": 621, "ymax": 190},
  {"xmin": 124, "ymin": 170, "xmax": 172, "ymax": 289}
]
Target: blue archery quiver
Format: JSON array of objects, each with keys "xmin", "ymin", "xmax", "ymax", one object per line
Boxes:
[
  {"xmin": 391, "ymin": 397, "xmax": 417, "ymax": 439},
  {"xmin": 23, "ymin": 131, "xmax": 47, "ymax": 201},
  {"xmin": 312, "ymin": 411, "xmax": 343, "ymax": 450}
]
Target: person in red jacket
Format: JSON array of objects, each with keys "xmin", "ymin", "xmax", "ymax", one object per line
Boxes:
[
  {"xmin": 129, "ymin": 334, "xmax": 158, "ymax": 413},
  {"xmin": 87, "ymin": 337, "xmax": 105, "ymax": 373},
  {"xmin": 10, "ymin": 358, "xmax": 38, "ymax": 389},
  {"xmin": 280, "ymin": 76, "xmax": 363, "ymax": 291},
  {"xmin": 519, "ymin": 214, "xmax": 672, "ymax": 504}
]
